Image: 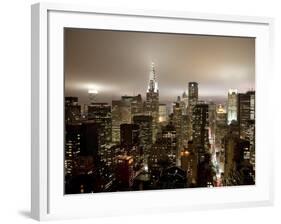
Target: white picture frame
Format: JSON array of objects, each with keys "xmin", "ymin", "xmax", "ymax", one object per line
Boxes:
[{"xmin": 31, "ymin": 2, "xmax": 274, "ymax": 221}]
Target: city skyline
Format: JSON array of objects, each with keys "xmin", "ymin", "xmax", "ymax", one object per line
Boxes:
[
  {"xmin": 64, "ymin": 28, "xmax": 255, "ymax": 194},
  {"xmin": 65, "ymin": 28, "xmax": 255, "ymax": 105}
]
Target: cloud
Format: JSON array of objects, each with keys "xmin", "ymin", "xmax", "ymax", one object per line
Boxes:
[{"xmin": 65, "ymin": 29, "xmax": 255, "ymax": 105}]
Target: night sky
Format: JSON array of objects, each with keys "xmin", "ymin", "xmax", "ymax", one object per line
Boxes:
[{"xmin": 64, "ymin": 28, "xmax": 255, "ymax": 105}]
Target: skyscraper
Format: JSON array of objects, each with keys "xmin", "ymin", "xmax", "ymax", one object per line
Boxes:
[
  {"xmin": 111, "ymin": 99, "xmax": 131, "ymax": 143},
  {"xmin": 192, "ymin": 102, "xmax": 210, "ymax": 161},
  {"xmin": 65, "ymin": 97, "xmax": 81, "ymax": 123},
  {"xmin": 176, "ymin": 96, "xmax": 186, "ymax": 115},
  {"xmin": 120, "ymin": 123, "xmax": 140, "ymax": 147},
  {"xmin": 87, "ymin": 103, "xmax": 112, "ymax": 164},
  {"xmin": 181, "ymin": 114, "xmax": 190, "ymax": 147},
  {"xmin": 115, "ymin": 155, "xmax": 135, "ymax": 189},
  {"xmin": 208, "ymin": 101, "xmax": 216, "ymax": 153},
  {"xmin": 145, "ymin": 63, "xmax": 159, "ymax": 143},
  {"xmin": 158, "ymin": 103, "xmax": 168, "ymax": 124},
  {"xmin": 88, "ymin": 103, "xmax": 112, "ymax": 144},
  {"xmin": 188, "ymin": 82, "xmax": 199, "ymax": 140},
  {"xmin": 120, "ymin": 123, "xmax": 142, "ymax": 163},
  {"xmin": 188, "ymin": 82, "xmax": 198, "ymax": 112},
  {"xmin": 122, "ymin": 95, "xmax": 143, "ymax": 117},
  {"xmin": 133, "ymin": 115, "xmax": 153, "ymax": 156},
  {"xmin": 216, "ymin": 104, "xmax": 227, "ymax": 126},
  {"xmin": 172, "ymin": 102, "xmax": 183, "ymax": 165},
  {"xmin": 79, "ymin": 121, "xmax": 100, "ymax": 157},
  {"xmin": 227, "ymin": 89, "xmax": 238, "ymax": 124},
  {"xmin": 149, "ymin": 140, "xmax": 170, "ymax": 179},
  {"xmin": 238, "ymin": 91, "xmax": 255, "ymax": 168},
  {"xmin": 161, "ymin": 123, "xmax": 177, "ymax": 166},
  {"xmin": 182, "ymin": 91, "xmax": 188, "ymax": 113},
  {"xmin": 88, "ymin": 89, "xmax": 98, "ymax": 104},
  {"xmin": 65, "ymin": 123, "xmax": 81, "ymax": 176},
  {"xmin": 215, "ymin": 104, "xmax": 228, "ymax": 172},
  {"xmin": 112, "ymin": 94, "xmax": 143, "ymax": 143},
  {"xmin": 180, "ymin": 146, "xmax": 197, "ymax": 186},
  {"xmin": 112, "ymin": 95, "xmax": 143, "ymax": 143},
  {"xmin": 223, "ymin": 123, "xmax": 254, "ymax": 186}
]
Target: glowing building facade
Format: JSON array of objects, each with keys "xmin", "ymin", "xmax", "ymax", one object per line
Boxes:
[
  {"xmin": 145, "ymin": 63, "xmax": 159, "ymax": 143},
  {"xmin": 188, "ymin": 82, "xmax": 199, "ymax": 140},
  {"xmin": 65, "ymin": 97, "xmax": 81, "ymax": 123},
  {"xmin": 172, "ymin": 102, "xmax": 183, "ymax": 166},
  {"xmin": 158, "ymin": 103, "xmax": 168, "ymax": 124},
  {"xmin": 238, "ymin": 91, "xmax": 255, "ymax": 169},
  {"xmin": 133, "ymin": 115, "xmax": 153, "ymax": 156},
  {"xmin": 192, "ymin": 102, "xmax": 210, "ymax": 162},
  {"xmin": 227, "ymin": 89, "xmax": 238, "ymax": 124}
]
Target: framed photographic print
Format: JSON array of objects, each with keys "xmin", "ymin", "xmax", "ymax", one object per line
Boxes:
[{"xmin": 31, "ymin": 2, "xmax": 274, "ymax": 221}]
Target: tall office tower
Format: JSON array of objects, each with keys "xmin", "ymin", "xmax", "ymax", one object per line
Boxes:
[
  {"xmin": 158, "ymin": 103, "xmax": 168, "ymax": 124},
  {"xmin": 145, "ymin": 62, "xmax": 159, "ymax": 143},
  {"xmin": 81, "ymin": 104, "xmax": 88, "ymax": 120},
  {"xmin": 227, "ymin": 89, "xmax": 238, "ymax": 124},
  {"xmin": 101, "ymin": 143, "xmax": 118, "ymax": 169},
  {"xmin": 161, "ymin": 123, "xmax": 177, "ymax": 166},
  {"xmin": 111, "ymin": 95, "xmax": 143, "ymax": 143},
  {"xmin": 133, "ymin": 115, "xmax": 153, "ymax": 157},
  {"xmin": 176, "ymin": 96, "xmax": 186, "ymax": 115},
  {"xmin": 215, "ymin": 104, "xmax": 228, "ymax": 172},
  {"xmin": 172, "ymin": 102, "xmax": 183, "ymax": 166},
  {"xmin": 115, "ymin": 155, "xmax": 135, "ymax": 189},
  {"xmin": 65, "ymin": 97, "xmax": 81, "ymax": 123},
  {"xmin": 181, "ymin": 114, "xmax": 190, "ymax": 147},
  {"xmin": 149, "ymin": 140, "xmax": 170, "ymax": 180},
  {"xmin": 188, "ymin": 82, "xmax": 199, "ymax": 139},
  {"xmin": 79, "ymin": 121, "xmax": 100, "ymax": 157},
  {"xmin": 182, "ymin": 91, "xmax": 188, "ymax": 113},
  {"xmin": 65, "ymin": 121, "xmax": 115, "ymax": 194},
  {"xmin": 111, "ymin": 99, "xmax": 131, "ymax": 143},
  {"xmin": 188, "ymin": 82, "xmax": 198, "ymax": 113},
  {"xmin": 120, "ymin": 123, "xmax": 142, "ymax": 164},
  {"xmin": 133, "ymin": 94, "xmax": 144, "ymax": 116},
  {"xmin": 192, "ymin": 102, "xmax": 210, "ymax": 162},
  {"xmin": 223, "ymin": 123, "xmax": 254, "ymax": 186},
  {"xmin": 87, "ymin": 103, "xmax": 112, "ymax": 163},
  {"xmin": 238, "ymin": 91, "xmax": 255, "ymax": 169},
  {"xmin": 111, "ymin": 100, "xmax": 122, "ymax": 143},
  {"xmin": 88, "ymin": 89, "xmax": 98, "ymax": 104},
  {"xmin": 223, "ymin": 123, "xmax": 239, "ymax": 185},
  {"xmin": 65, "ymin": 123, "xmax": 81, "ymax": 176},
  {"xmin": 208, "ymin": 101, "xmax": 216, "ymax": 153},
  {"xmin": 122, "ymin": 94, "xmax": 143, "ymax": 117},
  {"xmin": 120, "ymin": 123, "xmax": 140, "ymax": 147},
  {"xmin": 180, "ymin": 142, "xmax": 198, "ymax": 186},
  {"xmin": 216, "ymin": 104, "xmax": 227, "ymax": 125},
  {"xmin": 80, "ymin": 121, "xmax": 116, "ymax": 192}
]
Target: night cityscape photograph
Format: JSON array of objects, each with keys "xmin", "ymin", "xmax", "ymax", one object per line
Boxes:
[{"xmin": 64, "ymin": 28, "xmax": 255, "ymax": 194}]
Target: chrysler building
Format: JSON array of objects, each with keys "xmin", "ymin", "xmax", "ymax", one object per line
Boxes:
[{"xmin": 145, "ymin": 62, "xmax": 159, "ymax": 143}]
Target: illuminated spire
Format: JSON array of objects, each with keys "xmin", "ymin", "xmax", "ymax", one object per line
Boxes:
[
  {"xmin": 182, "ymin": 91, "xmax": 188, "ymax": 99},
  {"xmin": 147, "ymin": 62, "xmax": 158, "ymax": 93},
  {"xmin": 151, "ymin": 62, "xmax": 156, "ymax": 80}
]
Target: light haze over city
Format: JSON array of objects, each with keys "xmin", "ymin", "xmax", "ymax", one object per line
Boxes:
[{"xmin": 64, "ymin": 28, "xmax": 255, "ymax": 104}]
